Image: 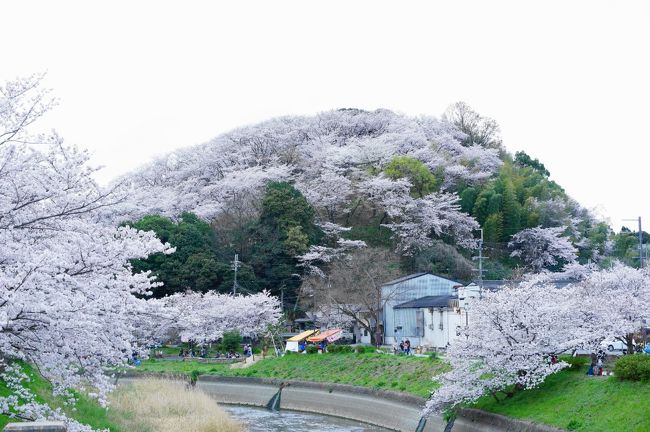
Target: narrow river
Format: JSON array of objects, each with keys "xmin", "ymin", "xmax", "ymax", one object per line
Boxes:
[{"xmin": 224, "ymin": 406, "xmax": 392, "ymax": 431}]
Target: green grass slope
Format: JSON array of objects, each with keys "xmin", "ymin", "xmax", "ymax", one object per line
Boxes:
[
  {"xmin": 134, "ymin": 352, "xmax": 447, "ymax": 398},
  {"xmin": 474, "ymin": 368, "xmax": 650, "ymax": 432}
]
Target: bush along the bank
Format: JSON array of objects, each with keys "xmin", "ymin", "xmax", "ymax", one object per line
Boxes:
[
  {"xmin": 306, "ymin": 345, "xmax": 319, "ymax": 354},
  {"xmin": 560, "ymin": 354, "xmax": 591, "ymax": 371},
  {"xmin": 354, "ymin": 345, "xmax": 377, "ymax": 354},
  {"xmin": 328, "ymin": 344, "xmax": 354, "ymax": 354},
  {"xmin": 614, "ymin": 354, "xmax": 650, "ymax": 381},
  {"xmin": 326, "ymin": 345, "xmax": 376, "ymax": 354}
]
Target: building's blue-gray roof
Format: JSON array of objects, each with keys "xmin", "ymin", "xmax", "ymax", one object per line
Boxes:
[
  {"xmin": 394, "ymin": 295, "xmax": 456, "ymax": 309},
  {"xmin": 383, "ymin": 272, "xmax": 462, "ymax": 287}
]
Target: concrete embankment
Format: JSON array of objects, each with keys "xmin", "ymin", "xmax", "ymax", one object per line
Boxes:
[
  {"xmin": 119, "ymin": 375, "xmax": 442, "ymax": 431},
  {"xmin": 118, "ymin": 374, "xmax": 564, "ymax": 432}
]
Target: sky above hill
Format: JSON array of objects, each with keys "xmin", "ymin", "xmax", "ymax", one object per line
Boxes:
[{"xmin": 2, "ymin": 0, "xmax": 649, "ymax": 231}]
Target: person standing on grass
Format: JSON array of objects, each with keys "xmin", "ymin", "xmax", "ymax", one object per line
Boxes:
[{"xmin": 405, "ymin": 339, "xmax": 411, "ymax": 355}]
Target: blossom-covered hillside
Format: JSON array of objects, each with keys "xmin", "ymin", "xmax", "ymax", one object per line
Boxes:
[
  {"xmin": 122, "ymin": 108, "xmax": 503, "ymax": 252},
  {"xmin": 122, "ymin": 105, "xmax": 611, "ymax": 285}
]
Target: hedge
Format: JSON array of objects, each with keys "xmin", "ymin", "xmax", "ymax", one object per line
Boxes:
[{"xmin": 614, "ymin": 354, "xmax": 650, "ymax": 381}]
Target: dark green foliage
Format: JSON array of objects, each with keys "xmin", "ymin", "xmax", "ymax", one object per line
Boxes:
[
  {"xmin": 249, "ymin": 182, "xmax": 322, "ymax": 303},
  {"xmin": 460, "ymin": 187, "xmax": 478, "ymax": 214},
  {"xmin": 221, "ymin": 330, "xmax": 242, "ymax": 352},
  {"xmin": 259, "ymin": 182, "xmax": 321, "ymax": 242},
  {"xmin": 609, "ymin": 227, "xmax": 649, "ymax": 268},
  {"xmin": 499, "ymin": 178, "xmax": 521, "ymax": 238},
  {"xmin": 483, "ymin": 213, "xmax": 504, "ymax": 243},
  {"xmin": 328, "ymin": 344, "xmax": 354, "ymax": 354},
  {"xmin": 559, "ymin": 355, "xmax": 590, "ymax": 371},
  {"xmin": 354, "ymin": 345, "xmax": 376, "ymax": 354},
  {"xmin": 514, "ymin": 151, "xmax": 550, "ymax": 177},
  {"xmin": 410, "ymin": 241, "xmax": 475, "ymax": 282},
  {"xmin": 344, "ymin": 224, "xmax": 393, "ymax": 247},
  {"xmin": 306, "ymin": 345, "xmax": 319, "ymax": 354},
  {"xmin": 614, "ymin": 354, "xmax": 650, "ymax": 381},
  {"xmin": 127, "ymin": 212, "xmax": 231, "ymax": 297}
]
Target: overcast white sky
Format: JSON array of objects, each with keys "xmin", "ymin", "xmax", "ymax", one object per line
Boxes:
[{"xmin": 2, "ymin": 0, "xmax": 649, "ymax": 231}]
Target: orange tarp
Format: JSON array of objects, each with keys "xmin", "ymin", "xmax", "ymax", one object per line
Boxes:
[
  {"xmin": 287, "ymin": 330, "xmax": 318, "ymax": 342},
  {"xmin": 306, "ymin": 328, "xmax": 342, "ymax": 343}
]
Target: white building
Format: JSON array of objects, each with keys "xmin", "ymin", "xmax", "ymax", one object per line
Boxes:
[{"xmin": 382, "ymin": 274, "xmax": 483, "ymax": 350}]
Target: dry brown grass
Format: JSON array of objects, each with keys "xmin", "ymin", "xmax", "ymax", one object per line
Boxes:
[{"xmin": 109, "ymin": 379, "xmax": 242, "ymax": 432}]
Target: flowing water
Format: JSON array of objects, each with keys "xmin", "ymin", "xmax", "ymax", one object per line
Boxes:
[{"xmin": 224, "ymin": 405, "xmax": 392, "ymax": 431}]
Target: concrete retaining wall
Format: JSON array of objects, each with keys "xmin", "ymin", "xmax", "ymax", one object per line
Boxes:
[
  {"xmin": 118, "ymin": 374, "xmax": 565, "ymax": 432},
  {"xmin": 119, "ymin": 375, "xmax": 441, "ymax": 432},
  {"xmin": 453, "ymin": 409, "xmax": 565, "ymax": 432}
]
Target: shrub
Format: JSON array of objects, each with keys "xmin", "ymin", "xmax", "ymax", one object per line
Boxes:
[
  {"xmin": 614, "ymin": 354, "xmax": 650, "ymax": 381},
  {"xmin": 329, "ymin": 344, "xmax": 353, "ymax": 354},
  {"xmin": 221, "ymin": 330, "xmax": 242, "ymax": 352},
  {"xmin": 355, "ymin": 345, "xmax": 376, "ymax": 354},
  {"xmin": 189, "ymin": 370, "xmax": 200, "ymax": 386},
  {"xmin": 306, "ymin": 345, "xmax": 319, "ymax": 354},
  {"xmin": 567, "ymin": 419, "xmax": 583, "ymax": 430},
  {"xmin": 559, "ymin": 354, "xmax": 590, "ymax": 370},
  {"xmin": 429, "ymin": 352, "xmax": 440, "ymax": 361}
]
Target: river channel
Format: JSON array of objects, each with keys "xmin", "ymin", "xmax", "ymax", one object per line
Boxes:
[{"xmin": 224, "ymin": 405, "xmax": 392, "ymax": 431}]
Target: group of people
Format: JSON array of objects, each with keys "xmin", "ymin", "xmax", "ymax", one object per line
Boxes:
[
  {"xmin": 393, "ymin": 339, "xmax": 412, "ymax": 355},
  {"xmin": 179, "ymin": 344, "xmax": 253, "ymax": 359},
  {"xmin": 587, "ymin": 350, "xmax": 607, "ymax": 376}
]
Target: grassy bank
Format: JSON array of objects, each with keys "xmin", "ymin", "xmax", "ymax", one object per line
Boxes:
[
  {"xmin": 133, "ymin": 352, "xmax": 448, "ymax": 398},
  {"xmin": 0, "ymin": 362, "xmax": 118, "ymax": 430},
  {"xmin": 474, "ymin": 368, "xmax": 650, "ymax": 432}
]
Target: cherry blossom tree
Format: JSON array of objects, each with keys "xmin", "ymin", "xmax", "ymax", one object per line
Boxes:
[
  {"xmin": 361, "ymin": 176, "xmax": 479, "ymax": 253},
  {"xmin": 0, "ymin": 76, "xmax": 174, "ymax": 425},
  {"xmin": 576, "ymin": 263, "xmax": 650, "ymax": 354},
  {"xmin": 509, "ymin": 226, "xmax": 578, "ymax": 272},
  {"xmin": 148, "ymin": 291, "xmax": 282, "ymax": 343},
  {"xmin": 423, "ymin": 263, "xmax": 650, "ymax": 421},
  {"xmin": 424, "ymin": 280, "xmax": 585, "ymax": 418}
]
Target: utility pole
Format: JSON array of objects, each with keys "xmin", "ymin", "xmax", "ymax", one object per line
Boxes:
[
  {"xmin": 478, "ymin": 228, "xmax": 484, "ymax": 299},
  {"xmin": 473, "ymin": 228, "xmax": 486, "ymax": 299},
  {"xmin": 639, "ymin": 217, "xmax": 644, "ymax": 268},
  {"xmin": 232, "ymin": 253, "xmax": 239, "ymax": 295},
  {"xmin": 280, "ymin": 285, "xmax": 285, "ymax": 311}
]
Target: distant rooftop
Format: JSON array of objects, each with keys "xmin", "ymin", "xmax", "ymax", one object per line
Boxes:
[{"xmin": 382, "ymin": 272, "xmax": 462, "ymax": 287}]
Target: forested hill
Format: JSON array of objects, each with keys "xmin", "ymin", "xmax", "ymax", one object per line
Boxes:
[{"xmin": 121, "ymin": 104, "xmax": 616, "ymax": 301}]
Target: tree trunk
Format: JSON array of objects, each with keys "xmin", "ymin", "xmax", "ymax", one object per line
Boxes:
[{"xmin": 626, "ymin": 333, "xmax": 636, "ymax": 354}]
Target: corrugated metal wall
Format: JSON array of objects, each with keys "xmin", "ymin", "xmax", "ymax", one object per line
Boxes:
[{"xmin": 383, "ymin": 274, "xmax": 459, "ymax": 344}]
